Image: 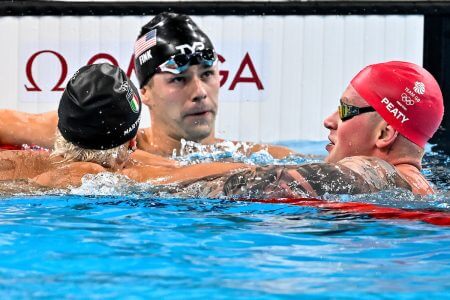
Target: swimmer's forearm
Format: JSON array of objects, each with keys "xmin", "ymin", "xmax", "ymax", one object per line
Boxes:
[
  {"xmin": 122, "ymin": 162, "xmax": 253, "ymax": 184},
  {"xmin": 249, "ymin": 144, "xmax": 296, "ymax": 159},
  {"xmin": 0, "ymin": 110, "xmax": 58, "ymax": 149}
]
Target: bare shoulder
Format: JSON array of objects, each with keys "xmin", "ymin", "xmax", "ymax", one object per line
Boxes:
[
  {"xmin": 337, "ymin": 156, "xmax": 396, "ymax": 173},
  {"xmin": 337, "ymin": 156, "xmax": 411, "ymax": 191},
  {"xmin": 0, "ymin": 150, "xmax": 54, "ymax": 180},
  {"xmin": 31, "ymin": 161, "xmax": 105, "ymax": 188},
  {"xmin": 395, "ymin": 164, "xmax": 434, "ymax": 195},
  {"xmin": 0, "ymin": 149, "xmax": 50, "ymax": 160}
]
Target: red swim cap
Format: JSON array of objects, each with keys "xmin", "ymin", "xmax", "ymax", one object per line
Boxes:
[{"xmin": 351, "ymin": 61, "xmax": 444, "ymax": 148}]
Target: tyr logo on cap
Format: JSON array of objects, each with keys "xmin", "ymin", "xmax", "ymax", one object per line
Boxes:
[{"xmin": 175, "ymin": 42, "xmax": 205, "ymax": 54}]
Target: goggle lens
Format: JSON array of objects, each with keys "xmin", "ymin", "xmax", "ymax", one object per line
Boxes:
[
  {"xmin": 157, "ymin": 49, "xmax": 217, "ymax": 74},
  {"xmin": 338, "ymin": 100, "xmax": 376, "ymax": 121}
]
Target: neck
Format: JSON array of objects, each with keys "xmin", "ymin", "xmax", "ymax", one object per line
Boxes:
[
  {"xmin": 138, "ymin": 126, "xmax": 218, "ymax": 157},
  {"xmin": 376, "ymin": 137, "xmax": 424, "ymax": 171}
]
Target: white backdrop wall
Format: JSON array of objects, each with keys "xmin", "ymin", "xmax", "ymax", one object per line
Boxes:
[{"xmin": 0, "ymin": 15, "xmax": 423, "ymax": 142}]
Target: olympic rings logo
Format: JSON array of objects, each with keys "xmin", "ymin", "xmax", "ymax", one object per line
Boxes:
[{"xmin": 401, "ymin": 93, "xmax": 415, "ymax": 106}]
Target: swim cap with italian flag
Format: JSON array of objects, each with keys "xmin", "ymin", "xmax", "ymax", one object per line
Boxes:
[
  {"xmin": 351, "ymin": 61, "xmax": 444, "ymax": 148},
  {"xmin": 58, "ymin": 63, "xmax": 141, "ymax": 150}
]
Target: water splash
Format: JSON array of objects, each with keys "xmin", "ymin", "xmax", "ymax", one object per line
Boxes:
[
  {"xmin": 174, "ymin": 139, "xmax": 313, "ymax": 165},
  {"xmin": 69, "ymin": 173, "xmax": 155, "ymax": 197}
]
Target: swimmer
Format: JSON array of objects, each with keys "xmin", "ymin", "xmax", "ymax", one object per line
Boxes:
[
  {"xmin": 0, "ymin": 63, "xmax": 144, "ymax": 186},
  {"xmin": 323, "ymin": 61, "xmax": 444, "ymax": 195},
  {"xmin": 0, "ymin": 63, "xmax": 249, "ymax": 188},
  {"xmin": 0, "ymin": 12, "xmax": 293, "ymax": 159},
  {"xmin": 1, "ymin": 61, "xmax": 442, "ymax": 197},
  {"xmin": 146, "ymin": 61, "xmax": 442, "ymax": 198},
  {"xmin": 214, "ymin": 61, "xmax": 444, "ymax": 197}
]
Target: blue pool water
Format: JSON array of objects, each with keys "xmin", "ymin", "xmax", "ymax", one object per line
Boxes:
[{"xmin": 0, "ymin": 141, "xmax": 449, "ymax": 299}]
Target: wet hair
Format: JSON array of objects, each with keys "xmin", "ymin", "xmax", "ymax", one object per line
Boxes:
[{"xmin": 51, "ymin": 130, "xmax": 130, "ymax": 169}]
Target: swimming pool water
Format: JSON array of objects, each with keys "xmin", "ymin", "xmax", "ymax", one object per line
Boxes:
[{"xmin": 0, "ymin": 141, "xmax": 449, "ymax": 299}]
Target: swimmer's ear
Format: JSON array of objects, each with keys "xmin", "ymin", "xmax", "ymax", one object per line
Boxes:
[
  {"xmin": 375, "ymin": 121, "xmax": 398, "ymax": 149},
  {"xmin": 140, "ymin": 86, "xmax": 153, "ymax": 108}
]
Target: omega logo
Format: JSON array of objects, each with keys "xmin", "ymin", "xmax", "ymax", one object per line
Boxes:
[{"xmin": 25, "ymin": 50, "xmax": 264, "ymax": 92}]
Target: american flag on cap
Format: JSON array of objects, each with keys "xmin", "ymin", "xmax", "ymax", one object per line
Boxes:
[{"xmin": 134, "ymin": 29, "xmax": 157, "ymax": 58}]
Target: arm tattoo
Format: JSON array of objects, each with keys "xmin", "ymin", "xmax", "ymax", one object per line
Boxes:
[{"xmin": 222, "ymin": 161, "xmax": 412, "ymax": 198}]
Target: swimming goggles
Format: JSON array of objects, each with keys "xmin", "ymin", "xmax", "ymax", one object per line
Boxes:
[
  {"xmin": 338, "ymin": 100, "xmax": 376, "ymax": 121},
  {"xmin": 156, "ymin": 48, "xmax": 217, "ymax": 74}
]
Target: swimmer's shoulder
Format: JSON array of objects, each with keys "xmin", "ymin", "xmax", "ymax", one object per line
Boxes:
[
  {"xmin": 32, "ymin": 161, "xmax": 105, "ymax": 188},
  {"xmin": 0, "ymin": 150, "xmax": 55, "ymax": 180},
  {"xmin": 337, "ymin": 156, "xmax": 395, "ymax": 173},
  {"xmin": 394, "ymin": 164, "xmax": 434, "ymax": 195},
  {"xmin": 337, "ymin": 156, "xmax": 412, "ymax": 192}
]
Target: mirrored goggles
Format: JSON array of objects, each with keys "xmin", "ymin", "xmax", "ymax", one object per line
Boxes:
[
  {"xmin": 338, "ymin": 100, "xmax": 376, "ymax": 121},
  {"xmin": 156, "ymin": 48, "xmax": 217, "ymax": 74}
]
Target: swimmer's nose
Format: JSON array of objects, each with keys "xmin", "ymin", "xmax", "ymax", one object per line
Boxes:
[
  {"xmin": 191, "ymin": 76, "xmax": 207, "ymax": 102},
  {"xmin": 324, "ymin": 111, "xmax": 338, "ymax": 130}
]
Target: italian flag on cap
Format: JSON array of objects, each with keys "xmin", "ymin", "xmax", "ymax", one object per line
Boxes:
[{"xmin": 130, "ymin": 93, "xmax": 140, "ymax": 113}]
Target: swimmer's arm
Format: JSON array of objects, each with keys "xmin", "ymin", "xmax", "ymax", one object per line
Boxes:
[
  {"xmin": 0, "ymin": 110, "xmax": 58, "ymax": 149},
  {"xmin": 31, "ymin": 162, "xmax": 105, "ymax": 188},
  {"xmin": 221, "ymin": 163, "xmax": 379, "ymax": 198},
  {"xmin": 0, "ymin": 150, "xmax": 53, "ymax": 180},
  {"xmin": 250, "ymin": 144, "xmax": 296, "ymax": 159},
  {"xmin": 121, "ymin": 162, "xmax": 252, "ymax": 184},
  {"xmin": 128, "ymin": 149, "xmax": 179, "ymax": 168}
]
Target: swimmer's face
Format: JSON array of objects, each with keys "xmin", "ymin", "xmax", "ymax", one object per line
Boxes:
[
  {"xmin": 323, "ymin": 85, "xmax": 381, "ymax": 163},
  {"xmin": 141, "ymin": 64, "xmax": 219, "ymax": 142}
]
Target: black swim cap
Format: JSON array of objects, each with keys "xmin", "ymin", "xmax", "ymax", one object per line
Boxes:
[
  {"xmin": 134, "ymin": 12, "xmax": 215, "ymax": 88},
  {"xmin": 58, "ymin": 63, "xmax": 141, "ymax": 150}
]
